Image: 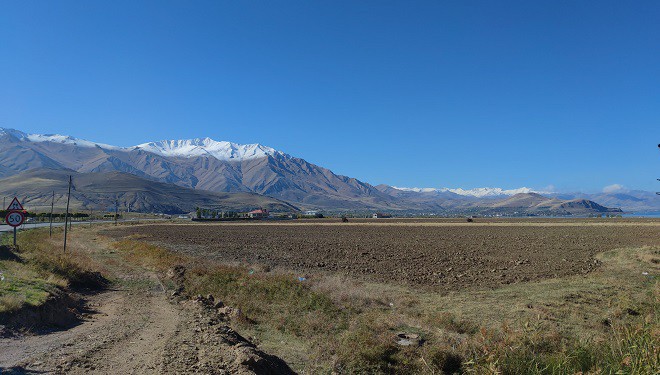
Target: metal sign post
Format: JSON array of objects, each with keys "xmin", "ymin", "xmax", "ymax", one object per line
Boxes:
[{"xmin": 49, "ymin": 191, "xmax": 54, "ymax": 237}]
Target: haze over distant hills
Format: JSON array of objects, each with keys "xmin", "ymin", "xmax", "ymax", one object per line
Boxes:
[
  {"xmin": 385, "ymin": 185, "xmax": 660, "ymax": 213},
  {"xmin": 0, "ymin": 128, "xmax": 656, "ymax": 214}
]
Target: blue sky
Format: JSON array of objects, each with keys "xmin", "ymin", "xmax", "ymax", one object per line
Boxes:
[{"xmin": 1, "ymin": 1, "xmax": 659, "ymax": 192}]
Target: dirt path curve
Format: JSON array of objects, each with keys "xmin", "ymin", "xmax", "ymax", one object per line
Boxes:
[
  {"xmin": 0, "ymin": 290, "xmax": 124, "ymax": 370},
  {"xmin": 0, "ymin": 271, "xmax": 182, "ymax": 374},
  {"xmin": 0, "ymin": 230, "xmax": 294, "ymax": 374}
]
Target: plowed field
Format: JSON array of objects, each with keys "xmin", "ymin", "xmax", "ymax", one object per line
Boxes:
[{"xmin": 112, "ymin": 220, "xmax": 660, "ymax": 289}]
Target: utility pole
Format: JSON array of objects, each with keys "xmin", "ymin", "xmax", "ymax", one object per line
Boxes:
[
  {"xmin": 90, "ymin": 207, "xmax": 93, "ymax": 227},
  {"xmin": 49, "ymin": 191, "xmax": 54, "ymax": 237},
  {"xmin": 63, "ymin": 175, "xmax": 72, "ymax": 253},
  {"xmin": 657, "ymin": 144, "xmax": 660, "ymax": 196},
  {"xmin": 114, "ymin": 199, "xmax": 119, "ymax": 226}
]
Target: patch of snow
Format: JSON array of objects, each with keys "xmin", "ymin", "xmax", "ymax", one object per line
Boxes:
[
  {"xmin": 393, "ymin": 186, "xmax": 542, "ymax": 197},
  {"xmin": 26, "ymin": 134, "xmax": 120, "ymax": 150}
]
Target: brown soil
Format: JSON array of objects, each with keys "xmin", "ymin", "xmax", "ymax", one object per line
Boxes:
[
  {"xmin": 110, "ymin": 221, "xmax": 660, "ymax": 289},
  {"xmin": 0, "ymin": 231, "xmax": 294, "ymax": 374}
]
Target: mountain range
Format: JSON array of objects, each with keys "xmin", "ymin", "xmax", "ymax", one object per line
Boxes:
[
  {"xmin": 0, "ymin": 128, "xmax": 656, "ymax": 214},
  {"xmin": 0, "ymin": 128, "xmax": 400, "ymax": 211},
  {"xmin": 0, "ymin": 169, "xmax": 297, "ymax": 214}
]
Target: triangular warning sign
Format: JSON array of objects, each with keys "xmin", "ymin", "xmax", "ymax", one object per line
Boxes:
[{"xmin": 6, "ymin": 197, "xmax": 23, "ymax": 211}]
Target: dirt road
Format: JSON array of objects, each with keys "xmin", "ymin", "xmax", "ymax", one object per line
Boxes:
[{"xmin": 0, "ymin": 232, "xmax": 293, "ymax": 374}]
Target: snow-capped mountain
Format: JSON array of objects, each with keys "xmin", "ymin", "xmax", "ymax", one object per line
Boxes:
[
  {"xmin": 134, "ymin": 138, "xmax": 283, "ymax": 161},
  {"xmin": 0, "ymin": 128, "xmax": 281, "ymax": 162},
  {"xmin": 0, "ymin": 128, "xmax": 119, "ymax": 150},
  {"xmin": 0, "ymin": 128, "xmax": 399, "ymax": 210},
  {"xmin": 392, "ymin": 186, "xmax": 543, "ymax": 198},
  {"xmin": 0, "ymin": 128, "xmax": 651, "ymax": 213}
]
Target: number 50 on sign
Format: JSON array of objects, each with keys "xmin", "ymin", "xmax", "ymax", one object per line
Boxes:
[{"xmin": 6, "ymin": 211, "xmax": 24, "ymax": 227}]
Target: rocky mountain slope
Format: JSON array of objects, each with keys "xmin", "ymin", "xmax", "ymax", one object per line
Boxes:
[
  {"xmin": 0, "ymin": 168, "xmax": 298, "ymax": 214},
  {"xmin": 0, "ymin": 128, "xmax": 399, "ymax": 210}
]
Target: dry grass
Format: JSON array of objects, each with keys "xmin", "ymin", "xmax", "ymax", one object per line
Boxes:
[
  {"xmin": 0, "ymin": 228, "xmax": 108, "ymax": 314},
  {"xmin": 13, "ymin": 224, "xmax": 655, "ymax": 374},
  {"xmin": 112, "ymin": 238, "xmax": 186, "ymax": 271},
  {"xmin": 109, "ymin": 226, "xmax": 658, "ymax": 374}
]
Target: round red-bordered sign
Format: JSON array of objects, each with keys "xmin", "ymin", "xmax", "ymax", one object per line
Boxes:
[{"xmin": 6, "ymin": 210, "xmax": 24, "ymax": 227}]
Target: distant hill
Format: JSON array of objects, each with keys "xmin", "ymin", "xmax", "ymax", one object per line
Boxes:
[
  {"xmin": 371, "ymin": 187, "xmax": 622, "ymax": 215},
  {"xmin": 0, "ymin": 169, "xmax": 299, "ymax": 214},
  {"xmin": 484, "ymin": 193, "xmax": 621, "ymax": 215},
  {"xmin": 491, "ymin": 193, "xmax": 559, "ymax": 208},
  {"xmin": 550, "ymin": 190, "xmax": 660, "ymax": 213}
]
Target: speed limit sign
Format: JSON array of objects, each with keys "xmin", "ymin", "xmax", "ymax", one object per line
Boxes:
[{"xmin": 6, "ymin": 211, "xmax": 24, "ymax": 227}]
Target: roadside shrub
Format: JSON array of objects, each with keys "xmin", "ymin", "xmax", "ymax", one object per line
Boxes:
[
  {"xmin": 600, "ymin": 320, "xmax": 659, "ymax": 374},
  {"xmin": 185, "ymin": 264, "xmax": 346, "ymax": 338},
  {"xmin": 423, "ymin": 311, "xmax": 479, "ymax": 335},
  {"xmin": 335, "ymin": 316, "xmax": 399, "ymax": 374},
  {"xmin": 17, "ymin": 230, "xmax": 106, "ymax": 289},
  {"xmin": 31, "ymin": 252, "xmax": 106, "ymax": 288},
  {"xmin": 113, "ymin": 239, "xmax": 184, "ymax": 271},
  {"xmin": 462, "ymin": 319, "xmax": 659, "ymax": 374}
]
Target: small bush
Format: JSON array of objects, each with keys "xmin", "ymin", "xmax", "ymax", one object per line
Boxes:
[{"xmin": 423, "ymin": 311, "xmax": 479, "ymax": 335}]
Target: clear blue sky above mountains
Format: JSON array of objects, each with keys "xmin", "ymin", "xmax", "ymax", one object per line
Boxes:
[{"xmin": 1, "ymin": 1, "xmax": 659, "ymax": 192}]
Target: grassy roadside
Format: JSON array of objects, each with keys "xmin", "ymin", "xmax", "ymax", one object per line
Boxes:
[
  {"xmin": 110, "ymin": 231, "xmax": 659, "ymax": 374},
  {"xmin": 0, "ymin": 228, "xmax": 106, "ymax": 316}
]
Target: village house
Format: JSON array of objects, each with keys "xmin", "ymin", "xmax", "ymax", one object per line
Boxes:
[{"xmin": 248, "ymin": 208, "xmax": 269, "ymax": 219}]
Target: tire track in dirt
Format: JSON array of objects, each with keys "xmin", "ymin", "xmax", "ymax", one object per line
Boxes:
[
  {"xmin": 0, "ymin": 273, "xmax": 182, "ymax": 374},
  {"xmin": 0, "ymin": 229, "xmax": 295, "ymax": 374},
  {"xmin": 64, "ymin": 288, "xmax": 182, "ymax": 374}
]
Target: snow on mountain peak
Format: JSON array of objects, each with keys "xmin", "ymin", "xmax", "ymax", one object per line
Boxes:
[
  {"xmin": 0, "ymin": 127, "xmax": 119, "ymax": 149},
  {"xmin": 0, "ymin": 128, "xmax": 282, "ymax": 161},
  {"xmin": 134, "ymin": 138, "xmax": 281, "ymax": 161},
  {"xmin": 393, "ymin": 186, "xmax": 541, "ymax": 198}
]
